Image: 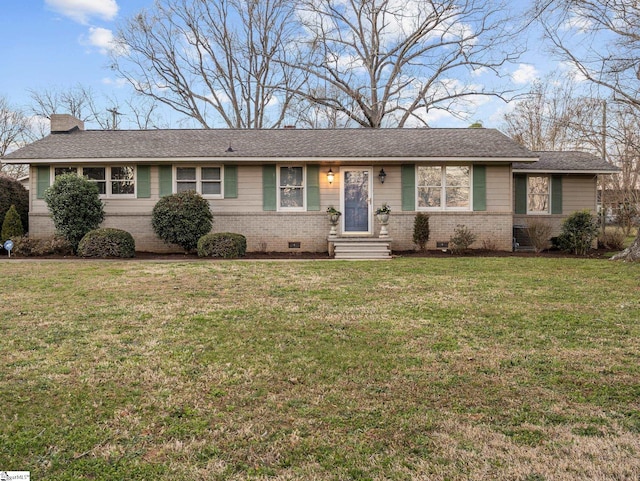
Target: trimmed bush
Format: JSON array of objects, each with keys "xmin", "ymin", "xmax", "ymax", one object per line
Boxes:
[
  {"xmin": 77, "ymin": 228, "xmax": 136, "ymax": 258},
  {"xmin": 198, "ymin": 232, "xmax": 247, "ymax": 258},
  {"xmin": 152, "ymin": 191, "xmax": 213, "ymax": 252},
  {"xmin": 44, "ymin": 173, "xmax": 105, "ymax": 251},
  {"xmin": 556, "ymin": 210, "xmax": 598, "ymax": 255},
  {"xmin": 449, "ymin": 224, "xmax": 477, "ymax": 254},
  {"xmin": 11, "ymin": 235, "xmax": 73, "ymax": 257},
  {"xmin": 0, "ymin": 175, "xmax": 29, "ymax": 234},
  {"xmin": 1, "ymin": 204, "xmax": 24, "ymax": 242},
  {"xmin": 412, "ymin": 213, "xmax": 430, "ymax": 251}
]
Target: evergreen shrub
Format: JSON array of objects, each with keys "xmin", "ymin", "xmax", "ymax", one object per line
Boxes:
[
  {"xmin": 197, "ymin": 232, "xmax": 247, "ymax": 258},
  {"xmin": 77, "ymin": 228, "xmax": 136, "ymax": 258}
]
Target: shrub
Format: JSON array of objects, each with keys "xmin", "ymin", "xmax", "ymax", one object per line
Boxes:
[
  {"xmin": 44, "ymin": 173, "xmax": 105, "ymax": 251},
  {"xmin": 77, "ymin": 228, "xmax": 136, "ymax": 258},
  {"xmin": 598, "ymin": 228, "xmax": 626, "ymax": 250},
  {"xmin": 11, "ymin": 235, "xmax": 73, "ymax": 257},
  {"xmin": 525, "ymin": 219, "xmax": 553, "ymax": 253},
  {"xmin": 412, "ymin": 213, "xmax": 430, "ymax": 251},
  {"xmin": 449, "ymin": 224, "xmax": 477, "ymax": 254},
  {"xmin": 152, "ymin": 191, "xmax": 213, "ymax": 252},
  {"xmin": 0, "ymin": 175, "xmax": 29, "ymax": 233},
  {"xmin": 1, "ymin": 204, "xmax": 24, "ymax": 242},
  {"xmin": 556, "ymin": 210, "xmax": 598, "ymax": 255},
  {"xmin": 198, "ymin": 232, "xmax": 247, "ymax": 258}
]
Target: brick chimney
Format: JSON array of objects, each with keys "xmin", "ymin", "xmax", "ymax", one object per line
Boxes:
[{"xmin": 50, "ymin": 114, "xmax": 84, "ymax": 133}]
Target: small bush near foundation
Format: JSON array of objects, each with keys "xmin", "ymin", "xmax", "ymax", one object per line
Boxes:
[
  {"xmin": 412, "ymin": 213, "xmax": 430, "ymax": 251},
  {"xmin": 556, "ymin": 210, "xmax": 598, "ymax": 255},
  {"xmin": 198, "ymin": 232, "xmax": 247, "ymax": 258},
  {"xmin": 449, "ymin": 224, "xmax": 477, "ymax": 254},
  {"xmin": 482, "ymin": 238, "xmax": 500, "ymax": 251},
  {"xmin": 598, "ymin": 228, "xmax": 626, "ymax": 250},
  {"xmin": 1, "ymin": 204, "xmax": 24, "ymax": 242},
  {"xmin": 12, "ymin": 235, "xmax": 73, "ymax": 257},
  {"xmin": 526, "ymin": 219, "xmax": 553, "ymax": 253},
  {"xmin": 152, "ymin": 191, "xmax": 213, "ymax": 252},
  {"xmin": 77, "ymin": 228, "xmax": 135, "ymax": 258}
]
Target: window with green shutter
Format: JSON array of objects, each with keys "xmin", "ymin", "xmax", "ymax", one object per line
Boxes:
[
  {"xmin": 36, "ymin": 165, "xmax": 51, "ymax": 199},
  {"xmin": 224, "ymin": 165, "xmax": 238, "ymax": 198},
  {"xmin": 473, "ymin": 165, "xmax": 486, "ymax": 211},
  {"xmin": 137, "ymin": 165, "xmax": 151, "ymax": 198},
  {"xmin": 401, "ymin": 164, "xmax": 415, "ymax": 211},
  {"xmin": 306, "ymin": 164, "xmax": 320, "ymax": 211},
  {"xmin": 263, "ymin": 164, "xmax": 277, "ymax": 211},
  {"xmin": 551, "ymin": 175, "xmax": 563, "ymax": 214},
  {"xmin": 514, "ymin": 174, "xmax": 527, "ymax": 214},
  {"xmin": 158, "ymin": 166, "xmax": 173, "ymax": 197}
]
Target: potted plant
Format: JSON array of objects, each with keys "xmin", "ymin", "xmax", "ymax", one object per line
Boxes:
[
  {"xmin": 375, "ymin": 203, "xmax": 391, "ymax": 237},
  {"xmin": 327, "ymin": 206, "xmax": 341, "ymax": 236}
]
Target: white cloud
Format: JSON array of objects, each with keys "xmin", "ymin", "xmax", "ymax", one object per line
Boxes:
[
  {"xmin": 511, "ymin": 64, "xmax": 538, "ymax": 85},
  {"xmin": 45, "ymin": 0, "xmax": 119, "ymax": 25},
  {"xmin": 102, "ymin": 77, "xmax": 128, "ymax": 88},
  {"xmin": 81, "ymin": 27, "xmax": 116, "ymax": 55}
]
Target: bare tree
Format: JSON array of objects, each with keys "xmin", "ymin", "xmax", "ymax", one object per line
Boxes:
[
  {"xmin": 28, "ymin": 84, "xmax": 115, "ymax": 130},
  {"xmin": 0, "ymin": 96, "xmax": 32, "ymax": 178},
  {"xmin": 502, "ymin": 74, "xmax": 602, "ymax": 151},
  {"xmin": 290, "ymin": 0, "xmax": 525, "ymax": 128},
  {"xmin": 112, "ymin": 0, "xmax": 304, "ymax": 129},
  {"xmin": 533, "ymin": 0, "xmax": 640, "ymax": 110}
]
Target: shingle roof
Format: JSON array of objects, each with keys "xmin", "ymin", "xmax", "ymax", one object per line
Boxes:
[
  {"xmin": 513, "ymin": 151, "xmax": 619, "ymax": 173},
  {"xmin": 3, "ymin": 127, "xmax": 537, "ymax": 161}
]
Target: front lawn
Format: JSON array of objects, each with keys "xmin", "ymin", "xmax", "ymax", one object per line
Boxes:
[{"xmin": 1, "ymin": 258, "xmax": 639, "ymax": 480}]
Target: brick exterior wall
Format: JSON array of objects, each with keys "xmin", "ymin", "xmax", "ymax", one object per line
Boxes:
[{"xmin": 29, "ymin": 211, "xmax": 515, "ymax": 253}]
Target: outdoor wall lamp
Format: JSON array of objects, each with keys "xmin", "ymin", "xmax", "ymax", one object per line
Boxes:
[
  {"xmin": 327, "ymin": 168, "xmax": 335, "ymax": 185},
  {"xmin": 378, "ymin": 168, "xmax": 387, "ymax": 184}
]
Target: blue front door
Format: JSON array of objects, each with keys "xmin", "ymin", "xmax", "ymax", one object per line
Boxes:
[{"xmin": 342, "ymin": 168, "xmax": 371, "ymax": 234}]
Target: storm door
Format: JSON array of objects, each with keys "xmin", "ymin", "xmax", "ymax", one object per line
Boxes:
[{"xmin": 341, "ymin": 167, "xmax": 372, "ymax": 234}]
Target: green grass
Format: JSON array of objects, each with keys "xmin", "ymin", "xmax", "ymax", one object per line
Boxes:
[{"xmin": 1, "ymin": 257, "xmax": 640, "ymax": 480}]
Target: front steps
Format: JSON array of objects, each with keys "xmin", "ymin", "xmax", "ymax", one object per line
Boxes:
[{"xmin": 329, "ymin": 237, "xmax": 392, "ymax": 260}]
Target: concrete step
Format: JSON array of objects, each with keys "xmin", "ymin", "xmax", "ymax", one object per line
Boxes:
[{"xmin": 332, "ymin": 239, "xmax": 392, "ymax": 259}]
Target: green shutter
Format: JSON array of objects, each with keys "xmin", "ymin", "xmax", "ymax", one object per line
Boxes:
[
  {"xmin": 306, "ymin": 164, "xmax": 320, "ymax": 211},
  {"xmin": 473, "ymin": 165, "xmax": 486, "ymax": 211},
  {"xmin": 36, "ymin": 166, "xmax": 50, "ymax": 199},
  {"xmin": 263, "ymin": 165, "xmax": 277, "ymax": 211},
  {"xmin": 158, "ymin": 166, "xmax": 173, "ymax": 197},
  {"xmin": 514, "ymin": 174, "xmax": 527, "ymax": 214},
  {"xmin": 551, "ymin": 175, "xmax": 563, "ymax": 214},
  {"xmin": 136, "ymin": 165, "xmax": 151, "ymax": 198},
  {"xmin": 401, "ymin": 164, "xmax": 415, "ymax": 211},
  {"xmin": 224, "ymin": 165, "xmax": 238, "ymax": 198}
]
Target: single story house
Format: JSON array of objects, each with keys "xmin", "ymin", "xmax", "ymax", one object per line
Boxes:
[{"xmin": 3, "ymin": 114, "xmax": 618, "ymax": 257}]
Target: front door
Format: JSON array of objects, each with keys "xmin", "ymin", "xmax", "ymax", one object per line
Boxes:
[{"xmin": 342, "ymin": 167, "xmax": 372, "ymax": 234}]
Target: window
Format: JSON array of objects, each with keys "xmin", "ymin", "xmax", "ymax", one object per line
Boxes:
[
  {"xmin": 51, "ymin": 166, "xmax": 135, "ymax": 197},
  {"xmin": 528, "ymin": 176, "xmax": 550, "ymax": 213},
  {"xmin": 111, "ymin": 166, "xmax": 135, "ymax": 195},
  {"xmin": 175, "ymin": 166, "xmax": 223, "ymax": 197},
  {"xmin": 84, "ymin": 167, "xmax": 106, "ymax": 195},
  {"xmin": 278, "ymin": 166, "xmax": 305, "ymax": 210},
  {"xmin": 54, "ymin": 167, "xmax": 78, "ymax": 177},
  {"xmin": 417, "ymin": 165, "xmax": 470, "ymax": 210}
]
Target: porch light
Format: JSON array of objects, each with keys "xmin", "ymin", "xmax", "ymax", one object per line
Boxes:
[
  {"xmin": 378, "ymin": 168, "xmax": 387, "ymax": 184},
  {"xmin": 327, "ymin": 168, "xmax": 335, "ymax": 185}
]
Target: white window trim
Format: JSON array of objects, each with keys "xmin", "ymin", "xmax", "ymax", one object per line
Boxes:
[
  {"xmin": 277, "ymin": 164, "xmax": 306, "ymax": 212},
  {"xmin": 526, "ymin": 175, "xmax": 551, "ymax": 215},
  {"xmin": 51, "ymin": 166, "xmax": 136, "ymax": 198},
  {"xmin": 416, "ymin": 164, "xmax": 473, "ymax": 212},
  {"xmin": 173, "ymin": 165, "xmax": 224, "ymax": 199}
]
